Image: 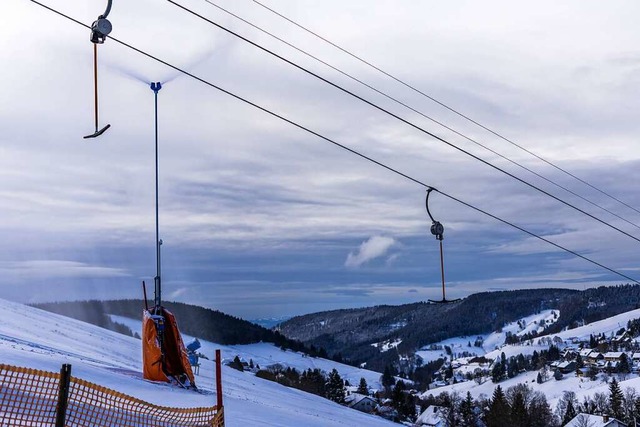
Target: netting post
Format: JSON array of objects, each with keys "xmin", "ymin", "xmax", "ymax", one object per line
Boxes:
[
  {"xmin": 215, "ymin": 349, "xmax": 223, "ymax": 409},
  {"xmin": 55, "ymin": 364, "xmax": 72, "ymax": 427}
]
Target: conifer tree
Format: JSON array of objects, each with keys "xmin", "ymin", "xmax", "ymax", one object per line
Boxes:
[
  {"xmin": 230, "ymin": 355, "xmax": 244, "ymax": 372},
  {"xmin": 381, "ymin": 366, "xmax": 395, "ymax": 394},
  {"xmin": 510, "ymin": 391, "xmax": 529, "ymax": 426},
  {"xmin": 460, "ymin": 391, "xmax": 477, "ymax": 426},
  {"xmin": 326, "ymin": 368, "xmax": 346, "ymax": 404},
  {"xmin": 491, "ymin": 361, "xmax": 503, "ymax": 383},
  {"xmin": 485, "ymin": 385, "xmax": 511, "ymax": 427},
  {"xmin": 619, "ymin": 353, "xmax": 631, "ymax": 377},
  {"xmin": 391, "ymin": 380, "xmax": 405, "ymax": 409},
  {"xmin": 529, "ymin": 391, "xmax": 555, "ymax": 427},
  {"xmin": 575, "ymin": 353, "xmax": 584, "ymax": 369},
  {"xmin": 562, "ymin": 399, "xmax": 577, "ymax": 425},
  {"xmin": 609, "ymin": 377, "xmax": 625, "ymax": 421},
  {"xmin": 356, "ymin": 377, "xmax": 369, "ymax": 395}
]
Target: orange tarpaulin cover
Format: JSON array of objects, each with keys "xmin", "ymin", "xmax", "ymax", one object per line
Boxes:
[{"xmin": 142, "ymin": 308, "xmax": 195, "ymax": 386}]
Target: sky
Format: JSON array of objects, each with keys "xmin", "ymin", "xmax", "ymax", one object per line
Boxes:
[{"xmin": 1, "ymin": 0, "xmax": 640, "ymax": 319}]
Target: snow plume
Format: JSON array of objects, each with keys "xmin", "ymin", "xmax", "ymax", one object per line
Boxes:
[{"xmin": 345, "ymin": 236, "xmax": 397, "ymax": 268}]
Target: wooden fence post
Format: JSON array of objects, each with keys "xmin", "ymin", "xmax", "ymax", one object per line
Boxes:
[
  {"xmin": 55, "ymin": 364, "xmax": 72, "ymax": 427},
  {"xmin": 215, "ymin": 349, "xmax": 223, "ymax": 410},
  {"xmin": 215, "ymin": 349, "xmax": 224, "ymax": 426}
]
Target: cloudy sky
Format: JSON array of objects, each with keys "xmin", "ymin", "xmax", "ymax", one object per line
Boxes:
[{"xmin": 2, "ymin": 0, "xmax": 640, "ymax": 319}]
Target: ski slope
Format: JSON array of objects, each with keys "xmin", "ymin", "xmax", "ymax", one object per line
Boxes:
[
  {"xmin": 0, "ymin": 299, "xmax": 394, "ymax": 426},
  {"xmin": 110, "ymin": 314, "xmax": 389, "ymax": 390}
]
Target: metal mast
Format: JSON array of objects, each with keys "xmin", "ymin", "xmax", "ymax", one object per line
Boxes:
[{"xmin": 151, "ymin": 82, "xmax": 162, "ymax": 310}]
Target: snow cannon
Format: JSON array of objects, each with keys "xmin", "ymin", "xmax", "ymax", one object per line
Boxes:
[{"xmin": 186, "ymin": 338, "xmax": 201, "ymax": 353}]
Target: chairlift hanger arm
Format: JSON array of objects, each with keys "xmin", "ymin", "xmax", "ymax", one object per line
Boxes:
[
  {"xmin": 101, "ymin": 0, "xmax": 113, "ymax": 19},
  {"xmin": 90, "ymin": 0, "xmax": 113, "ymax": 44},
  {"xmin": 425, "ymin": 189, "xmax": 459, "ymax": 303},
  {"xmin": 426, "ymin": 188, "xmax": 444, "ymax": 241},
  {"xmin": 84, "ymin": 0, "xmax": 112, "ymax": 138},
  {"xmin": 425, "ymin": 187, "xmax": 436, "ymax": 223}
]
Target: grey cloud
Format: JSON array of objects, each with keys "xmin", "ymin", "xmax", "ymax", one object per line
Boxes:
[{"xmin": 1, "ymin": 0, "xmax": 639, "ymax": 318}]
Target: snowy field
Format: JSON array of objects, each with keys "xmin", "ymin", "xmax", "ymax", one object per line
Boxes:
[{"xmin": 0, "ymin": 299, "xmax": 395, "ymax": 426}]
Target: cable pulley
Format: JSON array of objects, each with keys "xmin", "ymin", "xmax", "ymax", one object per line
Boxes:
[
  {"xmin": 83, "ymin": 0, "xmax": 112, "ymax": 139},
  {"xmin": 426, "ymin": 189, "xmax": 460, "ymax": 304}
]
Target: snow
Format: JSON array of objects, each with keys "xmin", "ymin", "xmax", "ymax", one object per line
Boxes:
[
  {"xmin": 420, "ymin": 307, "xmax": 640, "ymax": 410},
  {"xmin": 0, "ymin": 299, "xmax": 394, "ymax": 426},
  {"xmin": 415, "ymin": 310, "xmax": 560, "ymax": 364},
  {"xmin": 110, "ymin": 314, "xmax": 387, "ymax": 390},
  {"xmin": 371, "ymin": 338, "xmax": 402, "ymax": 353}
]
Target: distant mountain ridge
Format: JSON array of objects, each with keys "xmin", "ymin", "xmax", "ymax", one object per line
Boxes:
[
  {"xmin": 251, "ymin": 316, "xmax": 293, "ymax": 329},
  {"xmin": 277, "ymin": 285, "xmax": 640, "ymax": 372}
]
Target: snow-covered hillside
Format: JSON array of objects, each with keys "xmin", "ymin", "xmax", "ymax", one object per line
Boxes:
[
  {"xmin": 110, "ymin": 314, "xmax": 388, "ymax": 390},
  {"xmin": 420, "ymin": 308, "xmax": 640, "ymax": 410},
  {"xmin": 0, "ymin": 299, "xmax": 394, "ymax": 426},
  {"xmin": 416, "ymin": 309, "xmax": 559, "ymax": 363}
]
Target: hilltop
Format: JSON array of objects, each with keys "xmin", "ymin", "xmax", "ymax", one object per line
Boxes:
[{"xmin": 278, "ymin": 285, "xmax": 640, "ymax": 373}]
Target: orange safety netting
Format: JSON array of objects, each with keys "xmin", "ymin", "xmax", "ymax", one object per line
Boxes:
[{"xmin": 0, "ymin": 364, "xmax": 223, "ymax": 427}]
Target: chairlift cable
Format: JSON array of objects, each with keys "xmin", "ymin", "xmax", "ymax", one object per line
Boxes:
[
  {"xmin": 167, "ymin": 1, "xmax": 640, "ymax": 246},
  {"xmin": 26, "ymin": 0, "xmax": 640, "ymax": 286},
  {"xmin": 200, "ymin": 0, "xmax": 640, "ymax": 232},
  {"xmin": 251, "ymin": 0, "xmax": 640, "ymax": 217}
]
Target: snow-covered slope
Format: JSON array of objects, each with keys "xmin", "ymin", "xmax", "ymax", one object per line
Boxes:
[
  {"xmin": 420, "ymin": 308, "xmax": 640, "ymax": 410},
  {"xmin": 110, "ymin": 314, "xmax": 389, "ymax": 390},
  {"xmin": 416, "ymin": 309, "xmax": 559, "ymax": 363},
  {"xmin": 0, "ymin": 299, "xmax": 394, "ymax": 426}
]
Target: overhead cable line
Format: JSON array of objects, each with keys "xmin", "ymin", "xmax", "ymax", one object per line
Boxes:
[
  {"xmin": 27, "ymin": 0, "xmax": 640, "ymax": 286},
  {"xmin": 252, "ymin": 0, "xmax": 640, "ymax": 217},
  {"xmin": 200, "ymin": 0, "xmax": 640, "ymax": 232},
  {"xmin": 167, "ymin": 0, "xmax": 640, "ymax": 246}
]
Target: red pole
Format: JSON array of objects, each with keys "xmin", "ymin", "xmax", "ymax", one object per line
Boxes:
[
  {"xmin": 216, "ymin": 349, "xmax": 223, "ymax": 410},
  {"xmin": 439, "ymin": 240, "xmax": 446, "ymax": 300},
  {"xmin": 93, "ymin": 43, "xmax": 99, "ymax": 131}
]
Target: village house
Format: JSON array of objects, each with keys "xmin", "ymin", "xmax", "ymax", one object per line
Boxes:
[
  {"xmin": 565, "ymin": 413, "xmax": 627, "ymax": 427},
  {"xmin": 588, "ymin": 351, "xmax": 604, "ymax": 365},
  {"xmin": 556, "ymin": 361, "xmax": 576, "ymax": 374},
  {"xmin": 579, "ymin": 348, "xmax": 594, "ymax": 360},
  {"xmin": 414, "ymin": 405, "xmax": 446, "ymax": 427},
  {"xmin": 345, "ymin": 393, "xmax": 377, "ymax": 414},
  {"xmin": 603, "ymin": 352, "xmax": 624, "ymax": 363}
]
